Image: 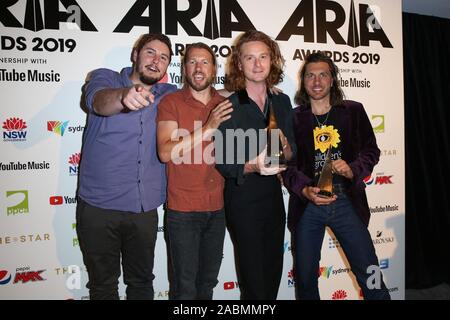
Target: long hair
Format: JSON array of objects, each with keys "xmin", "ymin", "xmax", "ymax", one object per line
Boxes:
[
  {"xmin": 131, "ymin": 33, "xmax": 173, "ymax": 64},
  {"xmin": 225, "ymin": 30, "xmax": 285, "ymax": 91},
  {"xmin": 294, "ymin": 51, "xmax": 344, "ymax": 107}
]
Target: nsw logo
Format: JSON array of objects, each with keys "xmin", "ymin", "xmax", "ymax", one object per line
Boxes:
[
  {"xmin": 68, "ymin": 153, "xmax": 80, "ymax": 176},
  {"xmin": 332, "ymin": 289, "xmax": 348, "ymax": 300},
  {"xmin": 6, "ymin": 190, "xmax": 29, "ymax": 216},
  {"xmin": 2, "ymin": 117, "xmax": 27, "ymax": 141}
]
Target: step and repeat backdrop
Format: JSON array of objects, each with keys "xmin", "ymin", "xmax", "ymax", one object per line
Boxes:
[{"xmin": 0, "ymin": 0, "xmax": 404, "ymax": 300}]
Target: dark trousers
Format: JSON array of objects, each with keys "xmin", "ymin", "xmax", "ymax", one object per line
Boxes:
[
  {"xmin": 76, "ymin": 199, "xmax": 158, "ymax": 300},
  {"xmin": 295, "ymin": 191, "xmax": 391, "ymax": 300},
  {"xmin": 166, "ymin": 209, "xmax": 225, "ymax": 300},
  {"xmin": 225, "ymin": 175, "xmax": 286, "ymax": 300}
]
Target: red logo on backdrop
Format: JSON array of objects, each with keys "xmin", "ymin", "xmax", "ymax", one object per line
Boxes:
[
  {"xmin": 2, "ymin": 118, "xmax": 27, "ymax": 131},
  {"xmin": 223, "ymin": 282, "xmax": 235, "ymax": 290},
  {"xmin": 13, "ymin": 270, "xmax": 45, "ymax": 284},
  {"xmin": 0, "ymin": 270, "xmax": 12, "ymax": 285},
  {"xmin": 68, "ymin": 153, "xmax": 80, "ymax": 166},
  {"xmin": 331, "ymin": 290, "xmax": 348, "ymax": 300},
  {"xmin": 364, "ymin": 175, "xmax": 393, "ymax": 186},
  {"xmin": 288, "ymin": 269, "xmax": 295, "ymax": 279},
  {"xmin": 49, "ymin": 196, "xmax": 63, "ymax": 205}
]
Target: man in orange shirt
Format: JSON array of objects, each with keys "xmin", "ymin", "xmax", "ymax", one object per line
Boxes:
[{"xmin": 157, "ymin": 43, "xmax": 232, "ymax": 299}]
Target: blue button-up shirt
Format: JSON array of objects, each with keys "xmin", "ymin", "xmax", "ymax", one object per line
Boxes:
[{"xmin": 78, "ymin": 67, "xmax": 177, "ymax": 213}]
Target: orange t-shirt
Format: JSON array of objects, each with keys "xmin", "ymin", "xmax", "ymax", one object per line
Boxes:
[{"xmin": 157, "ymin": 87, "xmax": 225, "ymax": 212}]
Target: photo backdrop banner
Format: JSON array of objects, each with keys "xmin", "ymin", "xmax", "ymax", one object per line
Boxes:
[{"xmin": 0, "ymin": 0, "xmax": 404, "ymax": 300}]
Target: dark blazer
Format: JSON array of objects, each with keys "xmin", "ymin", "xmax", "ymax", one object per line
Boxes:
[
  {"xmin": 215, "ymin": 89, "xmax": 297, "ymax": 184},
  {"xmin": 282, "ymin": 100, "xmax": 380, "ymax": 232}
]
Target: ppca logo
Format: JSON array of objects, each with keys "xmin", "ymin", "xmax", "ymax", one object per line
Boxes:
[
  {"xmin": 6, "ymin": 190, "xmax": 29, "ymax": 216},
  {"xmin": 371, "ymin": 115, "xmax": 385, "ymax": 133}
]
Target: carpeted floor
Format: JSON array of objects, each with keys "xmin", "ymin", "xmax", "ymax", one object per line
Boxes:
[{"xmin": 405, "ymin": 283, "xmax": 450, "ymax": 300}]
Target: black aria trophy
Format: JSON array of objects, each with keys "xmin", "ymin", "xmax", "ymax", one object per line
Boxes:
[
  {"xmin": 317, "ymin": 145, "xmax": 333, "ymax": 197},
  {"xmin": 266, "ymin": 102, "xmax": 287, "ymax": 166}
]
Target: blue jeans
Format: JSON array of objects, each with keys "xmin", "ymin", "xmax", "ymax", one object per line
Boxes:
[
  {"xmin": 166, "ymin": 209, "xmax": 226, "ymax": 300},
  {"xmin": 295, "ymin": 191, "xmax": 390, "ymax": 300}
]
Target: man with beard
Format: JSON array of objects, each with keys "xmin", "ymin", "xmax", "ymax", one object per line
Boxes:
[
  {"xmin": 156, "ymin": 43, "xmax": 233, "ymax": 299},
  {"xmin": 76, "ymin": 34, "xmax": 176, "ymax": 300}
]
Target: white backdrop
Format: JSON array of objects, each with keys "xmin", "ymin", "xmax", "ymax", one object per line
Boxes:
[{"xmin": 0, "ymin": 0, "xmax": 404, "ymax": 300}]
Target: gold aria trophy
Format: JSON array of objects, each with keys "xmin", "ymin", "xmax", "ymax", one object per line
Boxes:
[
  {"xmin": 266, "ymin": 102, "xmax": 287, "ymax": 166},
  {"xmin": 316, "ymin": 145, "xmax": 333, "ymax": 197}
]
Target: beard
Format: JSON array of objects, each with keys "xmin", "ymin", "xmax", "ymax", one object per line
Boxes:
[
  {"xmin": 185, "ymin": 73, "xmax": 214, "ymax": 92},
  {"xmin": 139, "ymin": 72, "xmax": 160, "ymax": 86},
  {"xmin": 135, "ymin": 58, "xmax": 163, "ymax": 85}
]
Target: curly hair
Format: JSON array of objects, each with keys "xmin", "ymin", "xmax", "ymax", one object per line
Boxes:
[
  {"xmin": 294, "ymin": 51, "xmax": 344, "ymax": 107},
  {"xmin": 225, "ymin": 30, "xmax": 285, "ymax": 91}
]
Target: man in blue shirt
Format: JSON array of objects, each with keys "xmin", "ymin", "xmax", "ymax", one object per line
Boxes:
[{"xmin": 76, "ymin": 33, "xmax": 176, "ymax": 300}]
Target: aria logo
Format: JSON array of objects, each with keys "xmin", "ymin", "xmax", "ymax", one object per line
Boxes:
[
  {"xmin": 47, "ymin": 121, "xmax": 69, "ymax": 136},
  {"xmin": 6, "ymin": 190, "xmax": 29, "ymax": 216},
  {"xmin": 0, "ymin": 0, "xmax": 96, "ymax": 32},
  {"xmin": 1, "ymin": 0, "xmax": 393, "ymax": 47},
  {"xmin": 68, "ymin": 153, "xmax": 80, "ymax": 176},
  {"xmin": 2, "ymin": 117, "xmax": 27, "ymax": 142},
  {"xmin": 371, "ymin": 115, "xmax": 385, "ymax": 133}
]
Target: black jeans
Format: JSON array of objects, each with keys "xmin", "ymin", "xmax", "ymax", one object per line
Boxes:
[
  {"xmin": 76, "ymin": 199, "xmax": 158, "ymax": 300},
  {"xmin": 166, "ymin": 209, "xmax": 226, "ymax": 300},
  {"xmin": 224, "ymin": 174, "xmax": 286, "ymax": 300}
]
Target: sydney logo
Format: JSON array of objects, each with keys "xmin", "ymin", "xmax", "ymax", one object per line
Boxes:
[{"xmin": 47, "ymin": 121, "xmax": 69, "ymax": 136}]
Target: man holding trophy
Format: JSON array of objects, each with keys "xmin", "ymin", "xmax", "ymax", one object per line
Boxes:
[
  {"xmin": 282, "ymin": 52, "xmax": 391, "ymax": 300},
  {"xmin": 215, "ymin": 30, "xmax": 296, "ymax": 299}
]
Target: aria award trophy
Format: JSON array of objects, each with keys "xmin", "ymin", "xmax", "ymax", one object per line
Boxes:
[
  {"xmin": 316, "ymin": 145, "xmax": 333, "ymax": 197},
  {"xmin": 266, "ymin": 103, "xmax": 287, "ymax": 166}
]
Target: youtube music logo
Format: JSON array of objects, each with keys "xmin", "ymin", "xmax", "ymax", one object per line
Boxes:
[
  {"xmin": 49, "ymin": 195, "xmax": 77, "ymax": 205},
  {"xmin": 49, "ymin": 196, "xmax": 63, "ymax": 205}
]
